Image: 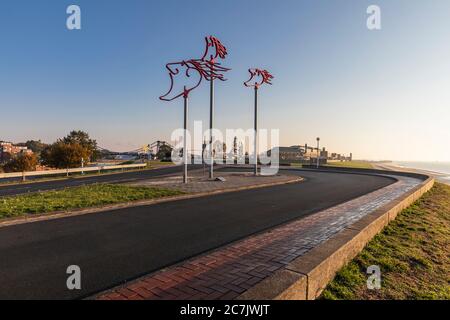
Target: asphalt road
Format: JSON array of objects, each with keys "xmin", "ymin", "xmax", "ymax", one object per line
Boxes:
[
  {"xmin": 0, "ymin": 165, "xmax": 201, "ymax": 197},
  {"xmin": 0, "ymin": 169, "xmax": 395, "ymax": 299}
]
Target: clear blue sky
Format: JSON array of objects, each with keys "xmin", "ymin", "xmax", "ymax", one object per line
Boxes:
[{"xmin": 1, "ymin": 0, "xmax": 449, "ymax": 161}]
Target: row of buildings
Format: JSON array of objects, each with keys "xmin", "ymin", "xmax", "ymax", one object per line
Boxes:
[
  {"xmin": 0, "ymin": 142, "xmax": 33, "ymax": 163},
  {"xmin": 278, "ymin": 144, "xmax": 352, "ymax": 165}
]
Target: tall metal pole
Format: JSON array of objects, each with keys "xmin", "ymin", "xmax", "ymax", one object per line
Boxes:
[
  {"xmin": 183, "ymin": 95, "xmax": 189, "ymax": 184},
  {"xmin": 316, "ymin": 138, "xmax": 320, "ymax": 169},
  {"xmin": 254, "ymin": 86, "xmax": 258, "ymax": 176},
  {"xmin": 209, "ymin": 77, "xmax": 214, "ymax": 179},
  {"xmin": 244, "ymin": 69, "xmax": 273, "ymax": 175}
]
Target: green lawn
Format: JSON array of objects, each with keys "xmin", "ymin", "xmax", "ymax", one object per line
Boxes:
[
  {"xmin": 146, "ymin": 160, "xmax": 175, "ymax": 168},
  {"xmin": 325, "ymin": 161, "xmax": 374, "ymax": 169},
  {"xmin": 321, "ymin": 183, "xmax": 450, "ymax": 300},
  {"xmin": 289, "ymin": 161, "xmax": 373, "ymax": 169},
  {"xmin": 0, "ymin": 184, "xmax": 183, "ymax": 219}
]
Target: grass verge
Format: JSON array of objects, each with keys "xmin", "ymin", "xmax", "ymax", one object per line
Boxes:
[
  {"xmin": 0, "ymin": 184, "xmax": 183, "ymax": 219},
  {"xmin": 324, "ymin": 161, "xmax": 374, "ymax": 169},
  {"xmin": 321, "ymin": 182, "xmax": 450, "ymax": 300}
]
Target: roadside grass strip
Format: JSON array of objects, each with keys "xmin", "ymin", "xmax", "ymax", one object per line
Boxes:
[
  {"xmin": 324, "ymin": 161, "xmax": 374, "ymax": 169},
  {"xmin": 321, "ymin": 183, "xmax": 450, "ymax": 300},
  {"xmin": 0, "ymin": 184, "xmax": 183, "ymax": 219}
]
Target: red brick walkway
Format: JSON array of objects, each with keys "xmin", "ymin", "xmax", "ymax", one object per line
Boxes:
[{"xmin": 96, "ymin": 176, "xmax": 419, "ymax": 300}]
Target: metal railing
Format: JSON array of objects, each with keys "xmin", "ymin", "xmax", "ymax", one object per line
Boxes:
[{"xmin": 0, "ymin": 163, "xmax": 147, "ymax": 181}]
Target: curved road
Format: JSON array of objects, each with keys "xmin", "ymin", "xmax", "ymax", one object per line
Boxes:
[{"xmin": 0, "ymin": 169, "xmax": 395, "ymax": 299}]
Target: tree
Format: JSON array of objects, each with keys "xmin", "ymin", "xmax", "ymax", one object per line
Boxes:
[
  {"xmin": 41, "ymin": 142, "xmax": 90, "ymax": 169},
  {"xmin": 63, "ymin": 130, "xmax": 98, "ymax": 161},
  {"xmin": 3, "ymin": 153, "xmax": 38, "ymax": 173},
  {"xmin": 156, "ymin": 144, "xmax": 173, "ymax": 161}
]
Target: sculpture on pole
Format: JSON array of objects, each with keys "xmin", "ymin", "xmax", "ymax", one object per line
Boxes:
[
  {"xmin": 159, "ymin": 59, "xmax": 207, "ymax": 183},
  {"xmin": 244, "ymin": 68, "xmax": 274, "ymax": 176},
  {"xmin": 159, "ymin": 36, "xmax": 230, "ymax": 183},
  {"xmin": 200, "ymin": 36, "xmax": 230, "ymax": 179}
]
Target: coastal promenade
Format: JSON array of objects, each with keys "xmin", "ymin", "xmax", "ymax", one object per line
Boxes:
[
  {"xmin": 0, "ymin": 169, "xmax": 394, "ymax": 299},
  {"xmin": 97, "ymin": 172, "xmax": 422, "ymax": 300}
]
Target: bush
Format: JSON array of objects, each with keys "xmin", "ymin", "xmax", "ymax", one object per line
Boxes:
[
  {"xmin": 3, "ymin": 153, "xmax": 38, "ymax": 173},
  {"xmin": 41, "ymin": 142, "xmax": 90, "ymax": 169}
]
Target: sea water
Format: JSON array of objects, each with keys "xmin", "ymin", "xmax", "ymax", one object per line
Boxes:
[{"xmin": 393, "ymin": 161, "xmax": 450, "ymax": 182}]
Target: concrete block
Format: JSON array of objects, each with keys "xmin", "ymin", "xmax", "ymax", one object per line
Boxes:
[{"xmin": 237, "ymin": 270, "xmax": 307, "ymax": 300}]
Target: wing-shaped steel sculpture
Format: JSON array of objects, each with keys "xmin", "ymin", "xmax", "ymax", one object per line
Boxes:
[{"xmin": 244, "ymin": 68, "xmax": 274, "ymax": 88}]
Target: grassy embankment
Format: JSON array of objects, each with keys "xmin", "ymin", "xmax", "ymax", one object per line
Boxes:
[
  {"xmin": 324, "ymin": 161, "xmax": 374, "ymax": 169},
  {"xmin": 321, "ymin": 183, "xmax": 450, "ymax": 300},
  {"xmin": 0, "ymin": 184, "xmax": 183, "ymax": 219},
  {"xmin": 291, "ymin": 161, "xmax": 373, "ymax": 169}
]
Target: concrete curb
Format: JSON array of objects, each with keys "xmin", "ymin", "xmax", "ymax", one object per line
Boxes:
[
  {"xmin": 238, "ymin": 176, "xmax": 435, "ymax": 300},
  {"xmin": 0, "ymin": 176, "xmax": 303, "ymax": 228}
]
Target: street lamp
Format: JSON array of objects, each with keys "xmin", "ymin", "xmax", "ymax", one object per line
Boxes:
[
  {"xmin": 244, "ymin": 69, "xmax": 274, "ymax": 176},
  {"xmin": 316, "ymin": 137, "xmax": 320, "ymax": 168}
]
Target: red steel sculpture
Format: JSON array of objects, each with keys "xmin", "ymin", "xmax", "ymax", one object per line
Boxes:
[
  {"xmin": 244, "ymin": 68, "xmax": 274, "ymax": 175},
  {"xmin": 200, "ymin": 36, "xmax": 230, "ymax": 179},
  {"xmin": 159, "ymin": 36, "xmax": 230, "ymax": 183}
]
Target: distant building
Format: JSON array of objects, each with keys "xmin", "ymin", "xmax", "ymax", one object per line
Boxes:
[
  {"xmin": 277, "ymin": 146, "xmax": 303, "ymax": 162},
  {"xmin": 0, "ymin": 142, "xmax": 33, "ymax": 163},
  {"xmin": 267, "ymin": 142, "xmax": 352, "ymax": 165}
]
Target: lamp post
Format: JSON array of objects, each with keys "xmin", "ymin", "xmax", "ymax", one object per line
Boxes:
[
  {"xmin": 316, "ymin": 137, "xmax": 320, "ymax": 168},
  {"xmin": 244, "ymin": 69, "xmax": 274, "ymax": 176}
]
